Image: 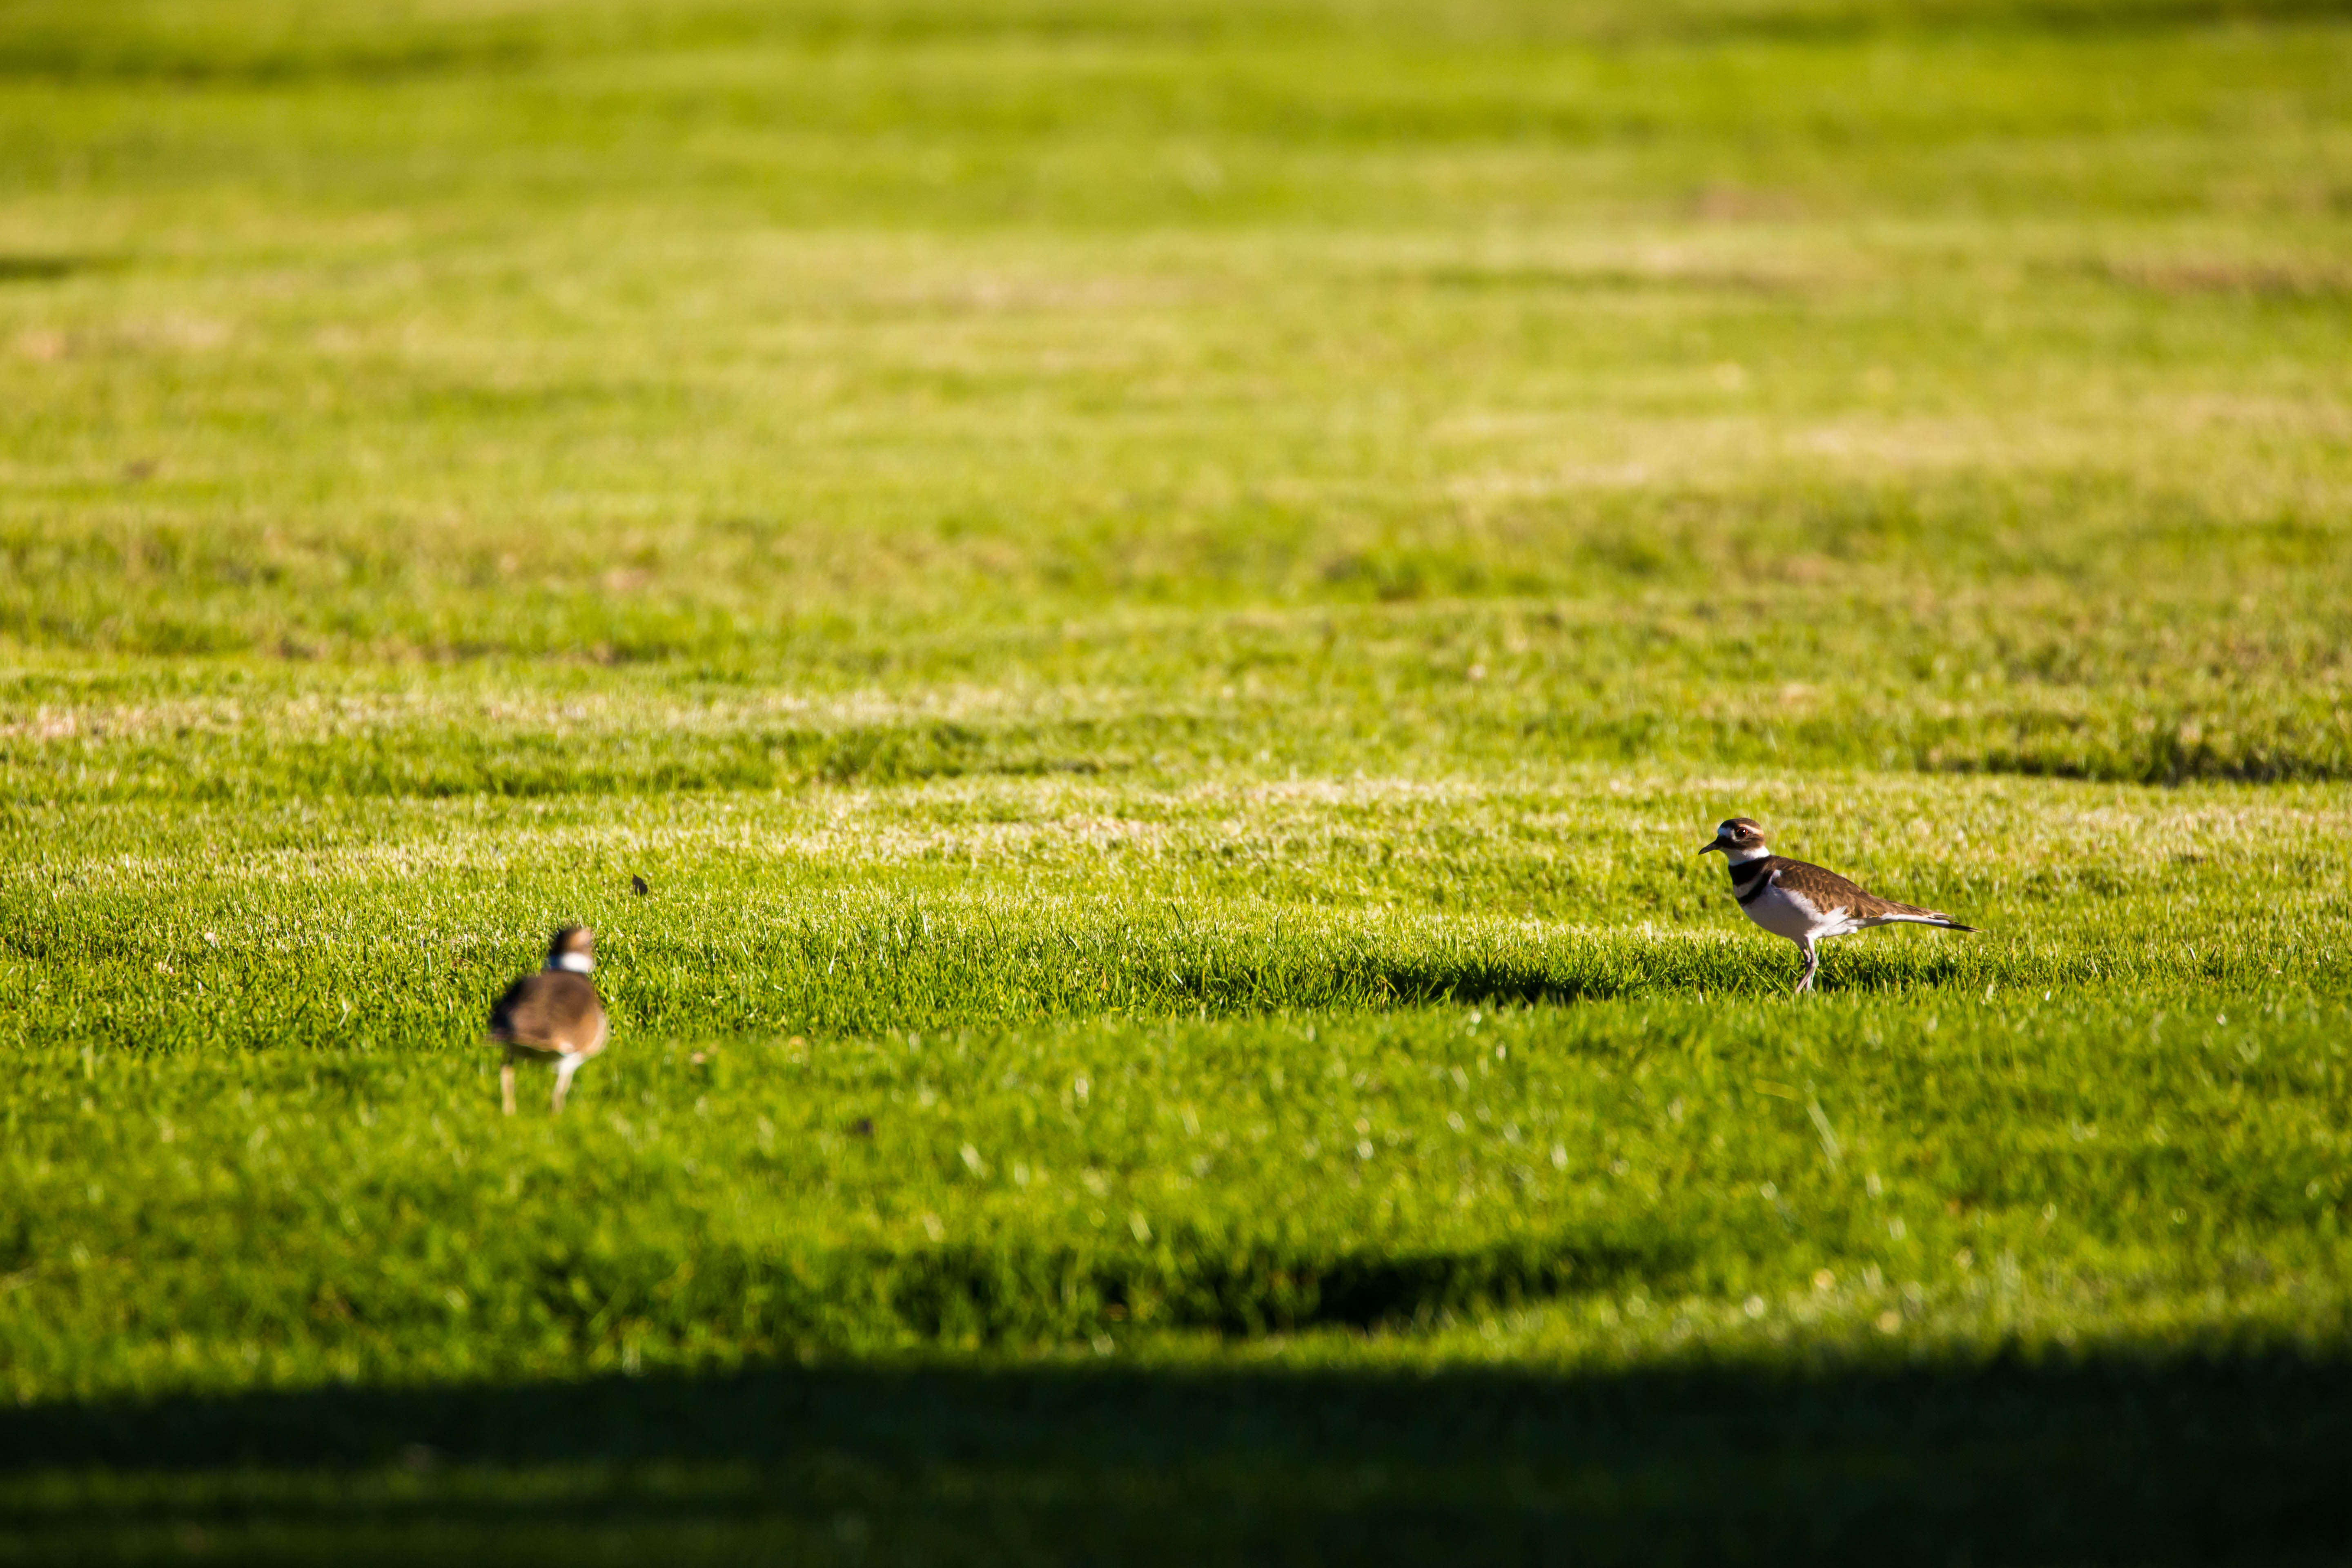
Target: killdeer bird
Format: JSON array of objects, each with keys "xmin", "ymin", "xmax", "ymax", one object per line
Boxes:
[
  {"xmin": 489, "ymin": 927, "xmax": 609, "ymax": 1114},
  {"xmin": 1699, "ymin": 819, "xmax": 1976, "ymax": 993}
]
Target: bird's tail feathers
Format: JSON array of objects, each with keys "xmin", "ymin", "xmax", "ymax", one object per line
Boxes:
[{"xmin": 1881, "ymin": 905, "xmax": 1977, "ymax": 933}]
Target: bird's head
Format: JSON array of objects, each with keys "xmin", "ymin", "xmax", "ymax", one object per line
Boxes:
[
  {"xmin": 546, "ymin": 926, "xmax": 596, "ymax": 974},
  {"xmin": 1698, "ymin": 817, "xmax": 1769, "ymax": 862}
]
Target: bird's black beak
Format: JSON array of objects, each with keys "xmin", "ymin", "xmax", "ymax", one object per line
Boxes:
[{"xmin": 1697, "ymin": 840, "xmax": 1725, "ymax": 855}]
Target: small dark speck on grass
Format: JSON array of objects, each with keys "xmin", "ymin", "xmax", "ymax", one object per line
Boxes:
[
  {"xmin": 121, "ymin": 459, "xmax": 158, "ymax": 483},
  {"xmin": 631, "ymin": 874, "xmax": 650, "ymax": 895},
  {"xmin": 851, "ymin": 1118, "xmax": 874, "ymax": 1138}
]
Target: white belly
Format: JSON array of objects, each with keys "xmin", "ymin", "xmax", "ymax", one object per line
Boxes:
[{"xmin": 1738, "ymin": 880, "xmax": 1859, "ymax": 942}]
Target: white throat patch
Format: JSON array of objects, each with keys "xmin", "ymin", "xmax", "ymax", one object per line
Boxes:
[
  {"xmin": 553, "ymin": 952, "xmax": 594, "ymax": 975},
  {"xmin": 1723, "ymin": 843, "xmax": 1771, "ymax": 864}
]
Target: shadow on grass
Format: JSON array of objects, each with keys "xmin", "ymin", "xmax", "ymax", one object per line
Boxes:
[
  {"xmin": 1, "ymin": 1351, "xmax": 2346, "ymax": 1564},
  {"xmin": 0, "ymin": 255, "xmax": 112, "ymax": 283}
]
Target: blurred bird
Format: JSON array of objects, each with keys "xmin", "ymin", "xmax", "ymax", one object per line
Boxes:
[
  {"xmin": 488, "ymin": 927, "xmax": 609, "ymax": 1114},
  {"xmin": 1699, "ymin": 818, "xmax": 1976, "ymax": 993}
]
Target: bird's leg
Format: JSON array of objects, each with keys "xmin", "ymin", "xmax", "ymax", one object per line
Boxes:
[
  {"xmin": 501, "ymin": 1057, "xmax": 518, "ymax": 1116},
  {"xmin": 1793, "ymin": 938, "xmax": 1819, "ymax": 996},
  {"xmin": 551, "ymin": 1053, "xmax": 584, "ymax": 1114}
]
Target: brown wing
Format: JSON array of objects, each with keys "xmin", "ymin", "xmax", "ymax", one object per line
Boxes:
[
  {"xmin": 488, "ymin": 971, "xmax": 608, "ymax": 1052},
  {"xmin": 1771, "ymin": 858, "xmax": 1898, "ymax": 917},
  {"xmin": 1774, "ymin": 857, "xmax": 1971, "ymax": 927}
]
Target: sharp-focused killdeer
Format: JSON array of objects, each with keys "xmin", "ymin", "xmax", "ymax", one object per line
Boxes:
[
  {"xmin": 1699, "ymin": 818, "xmax": 1976, "ymax": 993},
  {"xmin": 489, "ymin": 927, "xmax": 610, "ymax": 1114}
]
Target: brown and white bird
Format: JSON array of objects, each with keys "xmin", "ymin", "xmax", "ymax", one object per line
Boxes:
[
  {"xmin": 1699, "ymin": 818, "xmax": 1976, "ymax": 993},
  {"xmin": 488, "ymin": 927, "xmax": 610, "ymax": 1114}
]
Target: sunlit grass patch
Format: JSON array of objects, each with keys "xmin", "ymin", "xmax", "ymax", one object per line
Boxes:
[{"xmin": 2, "ymin": 989, "xmax": 2346, "ymax": 1404}]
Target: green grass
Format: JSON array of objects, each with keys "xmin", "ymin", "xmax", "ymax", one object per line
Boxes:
[{"xmin": 3, "ymin": 0, "xmax": 2352, "ymax": 1559}]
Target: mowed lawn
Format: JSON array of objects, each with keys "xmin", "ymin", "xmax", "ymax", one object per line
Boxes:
[{"xmin": 2, "ymin": 0, "xmax": 2351, "ymax": 1560}]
